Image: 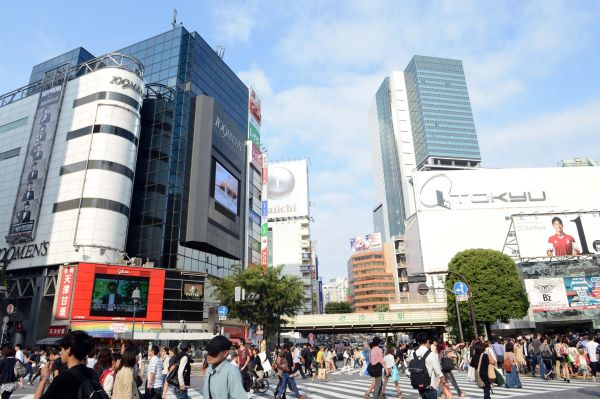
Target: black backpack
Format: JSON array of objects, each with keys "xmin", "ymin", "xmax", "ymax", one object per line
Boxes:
[
  {"xmin": 69, "ymin": 367, "xmax": 110, "ymax": 399},
  {"xmin": 408, "ymin": 349, "xmax": 431, "ymax": 389},
  {"xmin": 440, "ymin": 356, "xmax": 454, "ymax": 372}
]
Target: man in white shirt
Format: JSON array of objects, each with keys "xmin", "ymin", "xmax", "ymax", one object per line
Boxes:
[
  {"xmin": 585, "ymin": 335, "xmax": 599, "ymax": 382},
  {"xmin": 146, "ymin": 345, "xmax": 163, "ymax": 398},
  {"xmin": 412, "ymin": 333, "xmax": 444, "ymax": 399},
  {"xmin": 15, "ymin": 344, "xmax": 25, "ymax": 387}
]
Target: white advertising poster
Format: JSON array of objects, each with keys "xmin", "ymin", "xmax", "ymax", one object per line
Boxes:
[
  {"xmin": 267, "ymin": 160, "xmax": 309, "ymax": 218},
  {"xmin": 513, "ymin": 212, "xmax": 600, "ymax": 258},
  {"xmin": 524, "ymin": 278, "xmax": 569, "ymax": 310}
]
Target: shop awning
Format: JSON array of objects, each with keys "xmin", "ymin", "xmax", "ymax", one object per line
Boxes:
[{"xmin": 36, "ymin": 337, "xmax": 61, "ymax": 346}]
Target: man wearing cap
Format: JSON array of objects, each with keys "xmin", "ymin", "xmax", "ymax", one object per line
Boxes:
[{"xmin": 203, "ymin": 335, "xmax": 247, "ymax": 399}]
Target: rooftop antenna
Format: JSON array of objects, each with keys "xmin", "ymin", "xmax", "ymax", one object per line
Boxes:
[
  {"xmin": 172, "ymin": 8, "xmax": 183, "ymax": 30},
  {"xmin": 216, "ymin": 46, "xmax": 226, "ymax": 59}
]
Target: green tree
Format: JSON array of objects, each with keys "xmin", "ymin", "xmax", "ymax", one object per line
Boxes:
[
  {"xmin": 209, "ymin": 265, "xmax": 304, "ymax": 341},
  {"xmin": 324, "ymin": 301, "xmax": 353, "ymax": 314},
  {"xmin": 374, "ymin": 304, "xmax": 389, "ymax": 312},
  {"xmin": 445, "ymin": 249, "xmax": 529, "ymax": 339}
]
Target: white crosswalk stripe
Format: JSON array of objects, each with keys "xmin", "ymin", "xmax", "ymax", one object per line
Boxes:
[{"xmin": 245, "ymin": 372, "xmax": 598, "ymax": 399}]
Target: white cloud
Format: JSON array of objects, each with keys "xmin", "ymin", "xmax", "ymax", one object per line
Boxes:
[
  {"xmin": 237, "ymin": 64, "xmax": 273, "ymax": 97},
  {"xmin": 480, "ymin": 100, "xmax": 600, "ymax": 168},
  {"xmin": 213, "ymin": 3, "xmax": 256, "ymax": 44}
]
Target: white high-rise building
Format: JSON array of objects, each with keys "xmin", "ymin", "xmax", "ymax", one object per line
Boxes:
[
  {"xmin": 267, "ymin": 159, "xmax": 319, "ymax": 314},
  {"xmin": 370, "ymin": 71, "xmax": 417, "ymax": 240},
  {"xmin": 322, "ymin": 277, "xmax": 348, "ymax": 306}
]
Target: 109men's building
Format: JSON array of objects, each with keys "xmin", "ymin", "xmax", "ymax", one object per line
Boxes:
[{"xmin": 0, "ymin": 26, "xmax": 262, "ymax": 345}]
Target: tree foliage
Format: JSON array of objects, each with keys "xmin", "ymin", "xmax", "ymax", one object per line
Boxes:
[
  {"xmin": 374, "ymin": 304, "xmax": 389, "ymax": 312},
  {"xmin": 209, "ymin": 265, "xmax": 304, "ymax": 340},
  {"xmin": 445, "ymin": 249, "xmax": 529, "ymax": 338},
  {"xmin": 324, "ymin": 301, "xmax": 353, "ymax": 314}
]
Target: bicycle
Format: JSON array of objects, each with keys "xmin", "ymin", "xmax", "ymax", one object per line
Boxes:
[{"xmin": 251, "ymin": 375, "xmax": 269, "ymax": 393}]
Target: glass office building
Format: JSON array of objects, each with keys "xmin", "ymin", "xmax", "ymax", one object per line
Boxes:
[
  {"xmin": 372, "ymin": 78, "xmax": 406, "ymax": 237},
  {"xmin": 28, "ymin": 27, "xmax": 250, "ymax": 278},
  {"xmin": 404, "ymin": 56, "xmax": 481, "ymax": 170}
]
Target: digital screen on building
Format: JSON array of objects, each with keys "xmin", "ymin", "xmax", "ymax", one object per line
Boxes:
[
  {"xmin": 90, "ymin": 274, "xmax": 149, "ymax": 317},
  {"xmin": 350, "ymin": 233, "xmax": 382, "ymax": 253},
  {"xmin": 214, "ymin": 160, "xmax": 239, "ymax": 215},
  {"xmin": 181, "ymin": 281, "xmax": 204, "ymax": 301},
  {"xmin": 513, "ymin": 212, "xmax": 600, "ymax": 258}
]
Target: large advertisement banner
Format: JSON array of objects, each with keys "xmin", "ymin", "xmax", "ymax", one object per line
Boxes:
[
  {"xmin": 523, "ymin": 278, "xmax": 569, "ymax": 309},
  {"xmin": 248, "ymin": 86, "xmax": 261, "ymax": 145},
  {"xmin": 7, "ymin": 85, "xmax": 64, "ymax": 243},
  {"xmin": 513, "ymin": 212, "xmax": 600, "ymax": 258},
  {"xmin": 267, "ymin": 160, "xmax": 309, "ymax": 218},
  {"xmin": 349, "ymin": 233, "xmax": 383, "ymax": 253},
  {"xmin": 55, "ymin": 265, "xmax": 76, "ymax": 320},
  {"xmin": 69, "ymin": 263, "xmax": 165, "ymax": 322}
]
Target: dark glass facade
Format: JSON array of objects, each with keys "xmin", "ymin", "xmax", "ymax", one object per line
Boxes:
[
  {"xmin": 29, "ymin": 48, "xmax": 94, "ymax": 84},
  {"xmin": 117, "ymin": 28, "xmax": 248, "ymax": 276},
  {"xmin": 374, "ymin": 78, "xmax": 406, "ymax": 236},
  {"xmin": 404, "ymin": 56, "xmax": 481, "ymax": 169}
]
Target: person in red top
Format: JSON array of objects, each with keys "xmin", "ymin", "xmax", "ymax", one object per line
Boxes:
[{"xmin": 547, "ymin": 217, "xmax": 580, "ymax": 256}]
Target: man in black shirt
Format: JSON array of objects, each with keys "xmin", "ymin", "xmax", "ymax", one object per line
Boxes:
[{"xmin": 34, "ymin": 331, "xmax": 97, "ymax": 399}]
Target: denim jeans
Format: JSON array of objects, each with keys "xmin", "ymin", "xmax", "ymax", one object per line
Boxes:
[
  {"xmin": 417, "ymin": 387, "xmax": 438, "ymax": 399},
  {"xmin": 276, "ymin": 372, "xmax": 300, "ymax": 398},
  {"xmin": 174, "ymin": 386, "xmax": 189, "ymax": 399}
]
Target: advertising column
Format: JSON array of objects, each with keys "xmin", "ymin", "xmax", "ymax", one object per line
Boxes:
[
  {"xmin": 261, "ymin": 156, "xmax": 269, "ymax": 273},
  {"xmin": 7, "ymin": 82, "xmax": 66, "ymax": 243}
]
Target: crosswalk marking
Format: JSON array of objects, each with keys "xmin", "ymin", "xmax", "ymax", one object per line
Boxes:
[{"xmin": 162, "ymin": 371, "xmax": 598, "ymax": 399}]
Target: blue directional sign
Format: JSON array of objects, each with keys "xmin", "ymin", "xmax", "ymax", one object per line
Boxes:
[
  {"xmin": 453, "ymin": 281, "xmax": 468, "ymax": 295},
  {"xmin": 217, "ymin": 306, "xmax": 229, "ymax": 316}
]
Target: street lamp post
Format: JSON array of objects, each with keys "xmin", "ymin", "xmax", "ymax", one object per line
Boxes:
[{"xmin": 131, "ymin": 287, "xmax": 141, "ymax": 340}]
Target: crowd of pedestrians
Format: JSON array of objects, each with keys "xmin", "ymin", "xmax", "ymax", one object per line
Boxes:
[{"xmin": 0, "ymin": 331, "xmax": 193, "ymax": 399}]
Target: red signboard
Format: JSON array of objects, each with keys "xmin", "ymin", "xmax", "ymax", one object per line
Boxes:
[
  {"xmin": 251, "ymin": 144, "xmax": 262, "ymax": 170},
  {"xmin": 48, "ymin": 325, "xmax": 68, "ymax": 337},
  {"xmin": 249, "ymin": 89, "xmax": 262, "ymax": 124},
  {"xmin": 55, "ymin": 265, "xmax": 76, "ymax": 319},
  {"xmin": 262, "ymin": 166, "xmax": 268, "ymax": 185},
  {"xmin": 70, "ymin": 263, "xmax": 166, "ymax": 322}
]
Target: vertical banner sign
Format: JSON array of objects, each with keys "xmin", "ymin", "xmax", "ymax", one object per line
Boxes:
[
  {"xmin": 7, "ymin": 84, "xmax": 64, "ymax": 243},
  {"xmin": 261, "ymin": 159, "xmax": 268, "ymax": 271},
  {"xmin": 248, "ymin": 86, "xmax": 262, "ymax": 146},
  {"xmin": 55, "ymin": 265, "xmax": 76, "ymax": 320}
]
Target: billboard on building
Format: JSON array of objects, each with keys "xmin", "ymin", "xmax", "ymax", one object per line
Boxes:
[
  {"xmin": 407, "ymin": 167, "xmax": 600, "ymax": 274},
  {"xmin": 248, "ymin": 86, "xmax": 261, "ymax": 145},
  {"xmin": 68, "ymin": 263, "xmax": 165, "ymax": 322},
  {"xmin": 7, "ymin": 84, "xmax": 64, "ymax": 243},
  {"xmin": 267, "ymin": 160, "xmax": 309, "ymax": 218},
  {"xmin": 520, "ymin": 259, "xmax": 600, "ymax": 313},
  {"xmin": 350, "ymin": 233, "xmax": 382, "ymax": 253},
  {"xmin": 181, "ymin": 281, "xmax": 204, "ymax": 300},
  {"xmin": 213, "ymin": 160, "xmax": 239, "ymax": 215},
  {"xmin": 513, "ymin": 212, "xmax": 600, "ymax": 258}
]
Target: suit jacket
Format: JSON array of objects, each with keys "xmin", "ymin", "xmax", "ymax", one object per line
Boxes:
[
  {"xmin": 101, "ymin": 292, "xmax": 124, "ymax": 305},
  {"xmin": 22, "ymin": 191, "xmax": 34, "ymax": 201},
  {"xmin": 17, "ymin": 211, "xmax": 31, "ymax": 223},
  {"xmin": 27, "ymin": 170, "xmax": 38, "ymax": 181},
  {"xmin": 113, "ymin": 367, "xmax": 140, "ymax": 399}
]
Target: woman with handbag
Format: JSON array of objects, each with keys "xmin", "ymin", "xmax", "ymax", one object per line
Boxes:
[
  {"xmin": 470, "ymin": 342, "xmax": 491, "ymax": 399},
  {"xmin": 364, "ymin": 337, "xmax": 384, "ymax": 399},
  {"xmin": 112, "ymin": 348, "xmax": 140, "ymax": 399},
  {"xmin": 539, "ymin": 337, "xmax": 554, "ymax": 380},
  {"xmin": 503, "ymin": 342, "xmax": 522, "ymax": 388},
  {"xmin": 0, "ymin": 347, "xmax": 19, "ymax": 399},
  {"xmin": 381, "ymin": 347, "xmax": 404, "ymax": 399}
]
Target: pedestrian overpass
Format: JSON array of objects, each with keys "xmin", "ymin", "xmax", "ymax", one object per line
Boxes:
[{"xmin": 281, "ymin": 297, "xmax": 447, "ymax": 334}]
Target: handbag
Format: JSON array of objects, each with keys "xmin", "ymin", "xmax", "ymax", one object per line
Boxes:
[
  {"xmin": 367, "ymin": 363, "xmax": 383, "ymax": 378},
  {"xmin": 494, "ymin": 368, "xmax": 505, "ymax": 386},
  {"xmin": 166, "ymin": 365, "xmax": 179, "ymax": 386},
  {"xmin": 467, "ymin": 365, "xmax": 475, "ymax": 382},
  {"xmin": 391, "ymin": 364, "xmax": 400, "ymax": 382},
  {"xmin": 503, "ymin": 357, "xmax": 513, "ymax": 373},
  {"xmin": 475, "ymin": 354, "xmax": 485, "ymax": 389},
  {"xmin": 14, "ymin": 360, "xmax": 27, "ymax": 379}
]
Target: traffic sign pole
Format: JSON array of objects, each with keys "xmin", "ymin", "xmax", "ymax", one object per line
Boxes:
[{"xmin": 454, "ymin": 294, "xmax": 464, "ymax": 343}]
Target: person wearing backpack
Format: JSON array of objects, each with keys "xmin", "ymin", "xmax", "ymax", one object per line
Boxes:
[
  {"xmin": 408, "ymin": 333, "xmax": 444, "ymax": 399},
  {"xmin": 439, "ymin": 344, "xmax": 465, "ymax": 398},
  {"xmin": 34, "ymin": 330, "xmax": 107, "ymax": 399},
  {"xmin": 0, "ymin": 346, "xmax": 19, "ymax": 398}
]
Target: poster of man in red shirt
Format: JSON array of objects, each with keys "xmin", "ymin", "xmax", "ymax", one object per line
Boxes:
[{"xmin": 547, "ymin": 216, "xmax": 580, "ymax": 256}]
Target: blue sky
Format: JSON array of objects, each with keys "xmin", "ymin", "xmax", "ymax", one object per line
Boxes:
[{"xmin": 2, "ymin": 0, "xmax": 600, "ymax": 281}]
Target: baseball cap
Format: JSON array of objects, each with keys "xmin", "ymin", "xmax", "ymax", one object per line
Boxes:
[{"xmin": 205, "ymin": 335, "xmax": 232, "ymax": 356}]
